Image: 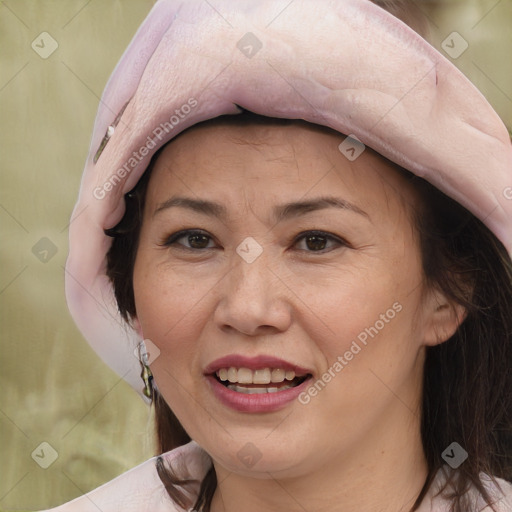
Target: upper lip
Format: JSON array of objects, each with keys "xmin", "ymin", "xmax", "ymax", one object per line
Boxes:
[{"xmin": 204, "ymin": 355, "xmax": 313, "ymax": 377}]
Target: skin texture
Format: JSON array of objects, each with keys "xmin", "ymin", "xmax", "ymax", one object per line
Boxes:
[{"xmin": 132, "ymin": 119, "xmax": 465, "ymax": 512}]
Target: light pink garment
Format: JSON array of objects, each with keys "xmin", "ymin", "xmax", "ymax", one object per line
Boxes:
[
  {"xmin": 41, "ymin": 442, "xmax": 211, "ymax": 512},
  {"xmin": 64, "ymin": 0, "xmax": 512, "ymax": 397},
  {"xmin": 39, "ymin": 441, "xmax": 512, "ymax": 511}
]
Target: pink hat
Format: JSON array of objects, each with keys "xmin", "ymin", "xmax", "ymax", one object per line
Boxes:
[{"xmin": 65, "ymin": 0, "xmax": 512, "ymax": 399}]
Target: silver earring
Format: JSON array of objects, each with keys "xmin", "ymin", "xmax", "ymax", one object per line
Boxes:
[{"xmin": 138, "ymin": 340, "xmax": 154, "ymax": 399}]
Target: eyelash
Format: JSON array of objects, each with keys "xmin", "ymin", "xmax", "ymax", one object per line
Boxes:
[{"xmin": 161, "ymin": 229, "xmax": 348, "ymax": 253}]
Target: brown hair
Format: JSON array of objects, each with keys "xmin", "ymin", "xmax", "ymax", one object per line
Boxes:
[{"xmin": 105, "ymin": 112, "xmax": 512, "ymax": 512}]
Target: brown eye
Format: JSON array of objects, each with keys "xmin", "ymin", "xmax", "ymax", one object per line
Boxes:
[
  {"xmin": 163, "ymin": 230, "xmax": 216, "ymax": 250},
  {"xmin": 187, "ymin": 233, "xmax": 211, "ymax": 249},
  {"xmin": 294, "ymin": 231, "xmax": 345, "ymax": 252},
  {"xmin": 305, "ymin": 234, "xmax": 327, "ymax": 250}
]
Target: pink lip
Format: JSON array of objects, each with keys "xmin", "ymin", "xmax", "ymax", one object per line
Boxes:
[
  {"xmin": 203, "ymin": 354, "xmax": 313, "ymax": 413},
  {"xmin": 204, "ymin": 354, "xmax": 312, "ymax": 376},
  {"xmin": 205, "ymin": 374, "xmax": 313, "ymax": 413}
]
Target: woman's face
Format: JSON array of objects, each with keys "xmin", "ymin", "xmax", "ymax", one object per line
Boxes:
[{"xmin": 133, "ymin": 119, "xmax": 455, "ymax": 478}]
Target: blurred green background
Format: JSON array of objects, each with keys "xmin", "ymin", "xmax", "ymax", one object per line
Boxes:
[{"xmin": 0, "ymin": 1, "xmax": 510, "ymax": 511}]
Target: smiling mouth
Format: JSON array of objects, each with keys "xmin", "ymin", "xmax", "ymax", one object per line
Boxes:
[{"xmin": 213, "ymin": 367, "xmax": 311, "ymax": 394}]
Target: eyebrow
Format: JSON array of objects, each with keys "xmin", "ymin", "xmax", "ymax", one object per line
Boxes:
[
  {"xmin": 153, "ymin": 195, "xmax": 369, "ymax": 222},
  {"xmin": 154, "ymin": 197, "xmax": 226, "ymax": 218}
]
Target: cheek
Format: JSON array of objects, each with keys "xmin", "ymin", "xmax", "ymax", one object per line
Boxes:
[
  {"xmin": 294, "ymin": 278, "xmax": 425, "ymax": 444},
  {"xmin": 133, "ymin": 257, "xmax": 218, "ymax": 394},
  {"xmin": 134, "ymin": 243, "xmax": 213, "ymax": 319},
  {"xmin": 292, "ymin": 252, "xmax": 424, "ymax": 377}
]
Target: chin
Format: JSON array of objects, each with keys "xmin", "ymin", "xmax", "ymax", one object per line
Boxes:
[{"xmin": 204, "ymin": 439, "xmax": 312, "ymax": 479}]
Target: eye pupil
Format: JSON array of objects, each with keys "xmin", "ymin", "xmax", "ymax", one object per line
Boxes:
[
  {"xmin": 188, "ymin": 234, "xmax": 209, "ymax": 248},
  {"xmin": 306, "ymin": 235, "xmax": 327, "ymax": 251}
]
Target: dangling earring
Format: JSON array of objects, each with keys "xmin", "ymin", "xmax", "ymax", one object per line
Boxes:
[{"xmin": 137, "ymin": 340, "xmax": 154, "ymax": 399}]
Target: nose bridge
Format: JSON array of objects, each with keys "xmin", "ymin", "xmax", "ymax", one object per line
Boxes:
[
  {"xmin": 214, "ymin": 247, "xmax": 292, "ymax": 335},
  {"xmin": 228, "ymin": 249, "xmax": 273, "ymax": 308}
]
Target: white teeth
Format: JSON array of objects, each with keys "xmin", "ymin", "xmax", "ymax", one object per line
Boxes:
[
  {"xmin": 271, "ymin": 369, "xmax": 285, "ymax": 383},
  {"xmin": 253, "ymin": 369, "xmax": 271, "ymax": 384},
  {"xmin": 238, "ymin": 368, "xmax": 253, "ymax": 384},
  {"xmin": 227, "ymin": 383, "xmax": 294, "ymax": 394},
  {"xmin": 227, "ymin": 367, "xmax": 238, "ymax": 383},
  {"xmin": 216, "ymin": 367, "xmax": 300, "ymax": 384}
]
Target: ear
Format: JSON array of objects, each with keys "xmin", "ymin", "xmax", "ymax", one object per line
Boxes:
[
  {"xmin": 422, "ymin": 287, "xmax": 467, "ymax": 347},
  {"xmin": 131, "ymin": 316, "xmax": 144, "ymax": 339}
]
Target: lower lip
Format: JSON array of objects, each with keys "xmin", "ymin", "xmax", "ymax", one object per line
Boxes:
[{"xmin": 205, "ymin": 375, "xmax": 312, "ymax": 413}]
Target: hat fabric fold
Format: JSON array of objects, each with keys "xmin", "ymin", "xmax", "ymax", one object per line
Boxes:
[{"xmin": 66, "ymin": 0, "xmax": 512, "ymax": 397}]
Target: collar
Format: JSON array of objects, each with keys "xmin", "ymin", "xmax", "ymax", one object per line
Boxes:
[{"xmin": 43, "ymin": 440, "xmax": 512, "ymax": 512}]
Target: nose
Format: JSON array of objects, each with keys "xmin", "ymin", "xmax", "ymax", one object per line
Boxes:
[{"xmin": 213, "ymin": 253, "xmax": 293, "ymax": 337}]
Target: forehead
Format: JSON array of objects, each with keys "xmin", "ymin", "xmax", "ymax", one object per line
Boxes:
[
  {"xmin": 145, "ymin": 117, "xmax": 418, "ymax": 218},
  {"xmin": 156, "ymin": 118, "xmax": 343, "ymax": 170}
]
